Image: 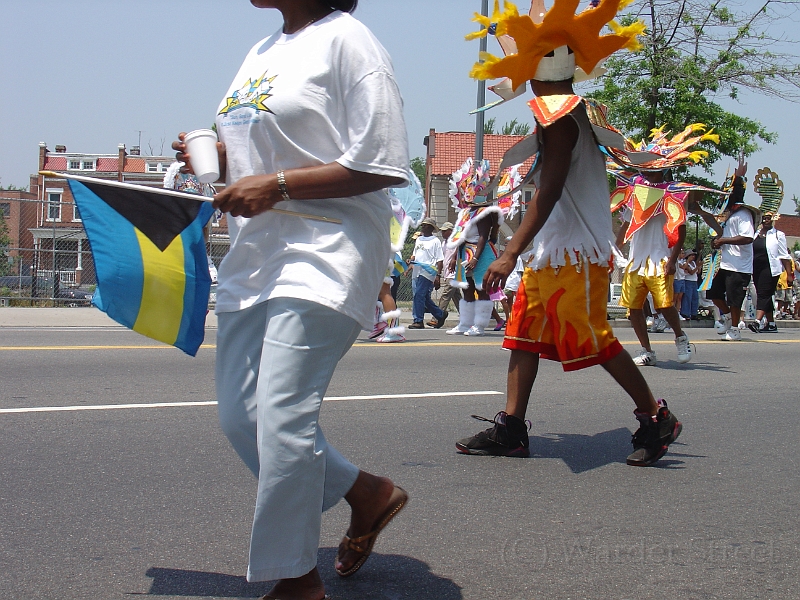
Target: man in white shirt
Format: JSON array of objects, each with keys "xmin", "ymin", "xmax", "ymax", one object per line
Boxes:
[
  {"xmin": 691, "ymin": 164, "xmax": 754, "ymax": 341},
  {"xmin": 408, "ymin": 218, "xmax": 446, "ymax": 329}
]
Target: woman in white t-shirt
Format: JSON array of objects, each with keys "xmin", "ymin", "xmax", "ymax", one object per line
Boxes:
[{"xmin": 173, "ymin": 1, "xmax": 409, "ymax": 597}]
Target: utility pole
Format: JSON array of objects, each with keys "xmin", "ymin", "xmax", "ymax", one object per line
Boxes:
[{"xmin": 474, "ymin": 0, "xmax": 489, "ymax": 162}]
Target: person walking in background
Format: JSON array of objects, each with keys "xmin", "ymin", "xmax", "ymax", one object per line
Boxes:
[
  {"xmin": 673, "ymin": 247, "xmax": 687, "ymax": 317},
  {"xmin": 174, "ymin": 2, "xmax": 410, "ymax": 598},
  {"xmin": 680, "ymin": 249, "xmax": 700, "ymax": 319},
  {"xmin": 747, "ymin": 212, "xmax": 793, "ymax": 333},
  {"xmin": 409, "ymin": 217, "xmax": 447, "ymax": 329},
  {"xmin": 615, "ymin": 170, "xmax": 693, "ymax": 366},
  {"xmin": 428, "ymin": 221, "xmax": 461, "ymax": 325},
  {"xmin": 690, "ymin": 162, "xmax": 755, "ymax": 341}
]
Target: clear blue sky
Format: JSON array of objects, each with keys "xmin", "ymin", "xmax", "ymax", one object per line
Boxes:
[{"xmin": 1, "ymin": 0, "xmax": 798, "ymax": 212}]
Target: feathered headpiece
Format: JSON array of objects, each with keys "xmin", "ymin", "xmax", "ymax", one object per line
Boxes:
[
  {"xmin": 606, "ymin": 123, "xmax": 720, "ymax": 172},
  {"xmin": 468, "ymin": 0, "xmax": 645, "ymax": 91},
  {"xmin": 450, "ymin": 158, "xmax": 492, "ymax": 210},
  {"xmin": 753, "ymin": 167, "xmax": 783, "ymax": 218}
]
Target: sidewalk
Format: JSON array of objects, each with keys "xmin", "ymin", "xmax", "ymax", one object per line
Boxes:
[{"xmin": 1, "ymin": 306, "xmax": 798, "ymax": 329}]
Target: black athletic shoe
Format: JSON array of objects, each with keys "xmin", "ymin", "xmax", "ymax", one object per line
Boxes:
[
  {"xmin": 747, "ymin": 322, "xmax": 761, "ymax": 334},
  {"xmin": 456, "ymin": 412, "xmax": 531, "ymax": 457},
  {"xmin": 433, "ymin": 311, "xmax": 449, "ymax": 329},
  {"xmin": 761, "ymin": 324, "xmax": 778, "ymax": 333},
  {"xmin": 626, "ymin": 402, "xmax": 683, "ymax": 467},
  {"xmin": 407, "ymin": 322, "xmax": 425, "ymax": 329}
]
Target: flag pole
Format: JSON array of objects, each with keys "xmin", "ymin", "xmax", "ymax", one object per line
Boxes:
[{"xmin": 39, "ymin": 171, "xmax": 343, "ymax": 225}]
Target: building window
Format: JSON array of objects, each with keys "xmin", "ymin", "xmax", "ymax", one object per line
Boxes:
[
  {"xmin": 146, "ymin": 161, "xmax": 171, "ymax": 173},
  {"xmin": 0, "ymin": 202, "xmax": 10, "ymax": 218},
  {"xmin": 47, "ymin": 191, "xmax": 62, "ymax": 222},
  {"xmin": 67, "ymin": 159, "xmax": 95, "ymax": 171},
  {"xmin": 73, "ymin": 202, "xmax": 81, "ymax": 222}
]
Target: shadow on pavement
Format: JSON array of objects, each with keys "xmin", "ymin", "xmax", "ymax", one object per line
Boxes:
[
  {"xmin": 144, "ymin": 550, "xmax": 462, "ymax": 599},
  {"xmin": 527, "ymin": 427, "xmax": 685, "ymax": 473}
]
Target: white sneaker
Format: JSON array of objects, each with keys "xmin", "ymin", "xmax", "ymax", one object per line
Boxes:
[
  {"xmin": 633, "ymin": 348, "xmax": 657, "ymax": 366},
  {"xmin": 675, "ymin": 334, "xmax": 692, "ymax": 363},
  {"xmin": 649, "ymin": 316, "xmax": 667, "ymax": 333},
  {"xmin": 724, "ymin": 327, "xmax": 741, "ymax": 341},
  {"xmin": 714, "ymin": 314, "xmax": 732, "ymax": 335},
  {"xmin": 738, "ymin": 321, "xmax": 747, "ymax": 330},
  {"xmin": 645, "ymin": 316, "xmax": 655, "ymax": 328},
  {"xmin": 464, "ymin": 325, "xmax": 485, "ymax": 336},
  {"xmin": 447, "ymin": 324, "xmax": 470, "ymax": 335},
  {"xmin": 376, "ymin": 331, "xmax": 405, "ymax": 343}
]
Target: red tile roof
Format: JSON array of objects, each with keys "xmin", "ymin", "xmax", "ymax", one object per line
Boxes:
[
  {"xmin": 96, "ymin": 158, "xmax": 117, "ymax": 171},
  {"xmin": 428, "ymin": 131, "xmax": 536, "ymax": 177},
  {"xmin": 776, "ymin": 214, "xmax": 800, "ymax": 237},
  {"xmin": 42, "ymin": 156, "xmax": 67, "ymax": 170},
  {"xmin": 125, "ymin": 158, "xmax": 145, "ymax": 173}
]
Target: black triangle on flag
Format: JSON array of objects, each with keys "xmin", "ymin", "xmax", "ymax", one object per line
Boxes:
[{"xmin": 80, "ymin": 180, "xmax": 203, "ymax": 252}]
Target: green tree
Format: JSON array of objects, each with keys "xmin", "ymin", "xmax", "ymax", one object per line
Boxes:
[
  {"xmin": 410, "ymin": 156, "xmax": 426, "ymax": 184},
  {"xmin": 500, "ymin": 118, "xmax": 531, "ymax": 136},
  {"xmin": 483, "ymin": 117, "xmax": 497, "ymax": 134},
  {"xmin": 589, "ymin": 0, "xmax": 800, "ymax": 178},
  {"xmin": 793, "ymin": 194, "xmax": 800, "ymax": 216}
]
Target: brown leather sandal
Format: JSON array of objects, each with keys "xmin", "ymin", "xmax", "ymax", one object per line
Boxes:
[{"xmin": 334, "ymin": 485, "xmax": 409, "ymax": 577}]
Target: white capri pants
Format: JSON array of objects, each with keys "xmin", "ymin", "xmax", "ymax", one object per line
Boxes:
[{"xmin": 216, "ymin": 298, "xmax": 361, "ymax": 582}]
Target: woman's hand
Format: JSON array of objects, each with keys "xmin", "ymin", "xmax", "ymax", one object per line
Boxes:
[
  {"xmin": 171, "ymin": 132, "xmax": 227, "ymax": 181},
  {"xmin": 483, "ymin": 253, "xmax": 517, "ymax": 293},
  {"xmin": 213, "ymin": 174, "xmax": 281, "ymax": 218}
]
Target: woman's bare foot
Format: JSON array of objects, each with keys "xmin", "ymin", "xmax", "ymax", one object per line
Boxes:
[
  {"xmin": 264, "ymin": 566, "xmax": 326, "ymax": 600},
  {"xmin": 335, "ymin": 471, "xmax": 401, "ymax": 574}
]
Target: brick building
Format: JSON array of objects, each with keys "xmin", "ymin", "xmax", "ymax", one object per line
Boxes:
[
  {"xmin": 11, "ymin": 142, "xmax": 228, "ymax": 290},
  {"xmin": 422, "ymin": 129, "xmax": 536, "ymax": 242}
]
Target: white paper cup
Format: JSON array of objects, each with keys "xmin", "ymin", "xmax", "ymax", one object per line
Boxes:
[{"xmin": 184, "ymin": 129, "xmax": 220, "ymax": 184}]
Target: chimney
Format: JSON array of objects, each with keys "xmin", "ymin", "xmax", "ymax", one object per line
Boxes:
[
  {"xmin": 118, "ymin": 144, "xmax": 127, "ymax": 182},
  {"xmin": 55, "ymin": 145, "xmax": 66, "ymax": 153},
  {"xmin": 426, "ymin": 129, "xmax": 436, "ymax": 157},
  {"xmin": 38, "ymin": 142, "xmax": 48, "ymax": 171},
  {"xmin": 29, "ymin": 174, "xmax": 39, "ymax": 195}
]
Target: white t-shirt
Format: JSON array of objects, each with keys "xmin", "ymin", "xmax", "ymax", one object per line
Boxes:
[
  {"xmin": 213, "ymin": 11, "xmax": 410, "ymax": 329},
  {"xmin": 622, "ymin": 210, "xmax": 671, "ymax": 277},
  {"xmin": 411, "ymin": 236, "xmax": 443, "ymax": 281},
  {"xmin": 529, "ymin": 105, "xmax": 617, "ymax": 271},
  {"xmin": 683, "ymin": 259, "xmax": 698, "ymax": 282},
  {"xmin": 720, "ymin": 208, "xmax": 755, "ymax": 273}
]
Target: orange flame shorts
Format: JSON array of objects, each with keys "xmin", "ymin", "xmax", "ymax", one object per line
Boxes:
[{"xmin": 503, "ymin": 259, "xmax": 623, "ymax": 371}]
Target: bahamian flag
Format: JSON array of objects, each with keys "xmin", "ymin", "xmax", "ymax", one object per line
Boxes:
[{"xmin": 50, "ymin": 173, "xmax": 214, "ymax": 356}]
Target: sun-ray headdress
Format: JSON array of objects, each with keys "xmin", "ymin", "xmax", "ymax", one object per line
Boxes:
[
  {"xmin": 607, "ymin": 123, "xmax": 726, "ymax": 245},
  {"xmin": 606, "ymin": 123, "xmax": 721, "ymax": 172},
  {"xmin": 468, "ymin": 0, "xmax": 645, "ymax": 93},
  {"xmin": 753, "ymin": 167, "xmax": 784, "ymax": 219}
]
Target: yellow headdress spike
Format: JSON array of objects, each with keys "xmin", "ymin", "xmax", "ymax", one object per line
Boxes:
[{"xmin": 468, "ymin": 0, "xmax": 646, "ymax": 90}]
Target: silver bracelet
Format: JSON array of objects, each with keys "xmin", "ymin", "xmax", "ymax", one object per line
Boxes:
[{"xmin": 276, "ymin": 170, "xmax": 291, "ymax": 202}]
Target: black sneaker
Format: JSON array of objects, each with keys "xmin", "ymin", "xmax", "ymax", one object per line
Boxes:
[
  {"xmin": 407, "ymin": 322, "xmax": 425, "ymax": 329},
  {"xmin": 433, "ymin": 311, "xmax": 449, "ymax": 329},
  {"xmin": 761, "ymin": 323, "xmax": 778, "ymax": 333},
  {"xmin": 456, "ymin": 412, "xmax": 531, "ymax": 457},
  {"xmin": 626, "ymin": 402, "xmax": 682, "ymax": 467},
  {"xmin": 747, "ymin": 322, "xmax": 761, "ymax": 334}
]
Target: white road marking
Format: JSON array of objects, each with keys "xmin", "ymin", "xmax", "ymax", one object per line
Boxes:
[{"xmin": 0, "ymin": 390, "xmax": 503, "ymax": 415}]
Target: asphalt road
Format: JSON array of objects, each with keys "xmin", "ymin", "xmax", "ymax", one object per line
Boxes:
[{"xmin": 1, "ymin": 325, "xmax": 798, "ymax": 600}]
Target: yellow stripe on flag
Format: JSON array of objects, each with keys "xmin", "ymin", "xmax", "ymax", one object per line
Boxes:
[{"xmin": 132, "ymin": 229, "xmax": 185, "ymax": 346}]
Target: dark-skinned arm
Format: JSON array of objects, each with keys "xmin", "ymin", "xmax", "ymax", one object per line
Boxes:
[
  {"xmin": 467, "ymin": 217, "xmax": 492, "ymax": 274},
  {"xmin": 483, "ymin": 114, "xmax": 579, "ymax": 291},
  {"xmin": 665, "ymin": 224, "xmax": 686, "ymax": 276},
  {"xmin": 687, "ymin": 190, "xmax": 723, "ymax": 236},
  {"xmin": 213, "ymin": 164, "xmax": 405, "ymax": 218}
]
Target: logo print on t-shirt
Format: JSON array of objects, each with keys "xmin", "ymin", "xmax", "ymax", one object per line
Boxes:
[{"xmin": 219, "ymin": 71, "xmax": 277, "ymax": 116}]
